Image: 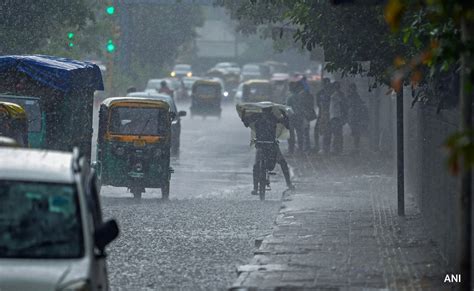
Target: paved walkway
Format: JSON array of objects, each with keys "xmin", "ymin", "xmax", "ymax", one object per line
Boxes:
[{"xmin": 230, "ymin": 153, "xmax": 455, "ymax": 290}]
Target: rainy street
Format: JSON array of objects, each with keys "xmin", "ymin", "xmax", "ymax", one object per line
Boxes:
[
  {"xmin": 1, "ymin": 1, "xmax": 473, "ymax": 290},
  {"xmin": 100, "ymin": 102, "xmax": 286, "ymax": 289}
]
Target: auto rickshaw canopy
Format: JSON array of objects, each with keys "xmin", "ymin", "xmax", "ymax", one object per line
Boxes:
[
  {"xmin": 101, "ymin": 97, "xmax": 170, "ymax": 110},
  {"xmin": 0, "ymin": 55, "xmax": 103, "ymax": 93},
  {"xmin": 192, "ymin": 79, "xmax": 222, "ymax": 90}
]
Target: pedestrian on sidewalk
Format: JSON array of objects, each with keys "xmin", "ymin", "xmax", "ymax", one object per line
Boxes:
[
  {"xmin": 346, "ymin": 83, "xmax": 369, "ymax": 153},
  {"xmin": 328, "ymin": 81, "xmax": 346, "ymax": 155},
  {"xmin": 286, "ymin": 77, "xmax": 312, "ymax": 154},
  {"xmin": 315, "ymin": 78, "xmax": 333, "ymax": 154}
]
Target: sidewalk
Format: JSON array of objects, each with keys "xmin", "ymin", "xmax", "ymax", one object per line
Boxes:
[{"xmin": 230, "ymin": 153, "xmax": 454, "ymax": 290}]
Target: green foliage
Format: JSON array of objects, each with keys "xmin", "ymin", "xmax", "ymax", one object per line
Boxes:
[
  {"xmin": 217, "ymin": 0, "xmax": 412, "ymax": 86},
  {"xmin": 0, "ymin": 0, "xmax": 96, "ymax": 55},
  {"xmin": 120, "ymin": 4, "xmax": 204, "ymax": 88}
]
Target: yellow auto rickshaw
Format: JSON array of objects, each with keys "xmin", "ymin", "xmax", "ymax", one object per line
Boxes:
[
  {"xmin": 190, "ymin": 79, "xmax": 222, "ymax": 118},
  {"xmin": 0, "ymin": 101, "xmax": 28, "ymax": 147},
  {"xmin": 95, "ymin": 97, "xmax": 173, "ymax": 199},
  {"xmin": 242, "ymin": 79, "xmax": 273, "ymax": 103}
]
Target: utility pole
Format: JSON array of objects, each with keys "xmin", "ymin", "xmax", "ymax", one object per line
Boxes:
[
  {"xmin": 459, "ymin": 15, "xmax": 472, "ymax": 291},
  {"xmin": 397, "ymin": 86, "xmax": 405, "ymax": 216}
]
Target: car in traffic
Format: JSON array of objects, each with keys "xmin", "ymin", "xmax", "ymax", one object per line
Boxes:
[
  {"xmin": 240, "ymin": 64, "xmax": 263, "ymax": 82},
  {"xmin": 233, "ymin": 82, "xmax": 245, "ymax": 103},
  {"xmin": 182, "ymin": 76, "xmax": 201, "ymax": 99},
  {"xmin": 146, "ymin": 78, "xmax": 183, "ymax": 99},
  {"xmin": 128, "ymin": 91, "xmax": 187, "ymax": 155},
  {"xmin": 0, "ymin": 147, "xmax": 119, "ymax": 291},
  {"xmin": 171, "ymin": 64, "xmax": 192, "ymax": 79},
  {"xmin": 213, "ymin": 62, "xmax": 240, "ymax": 75}
]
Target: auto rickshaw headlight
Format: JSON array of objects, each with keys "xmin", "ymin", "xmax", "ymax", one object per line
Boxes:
[
  {"xmin": 171, "ymin": 71, "xmax": 176, "ymax": 77},
  {"xmin": 186, "ymin": 72, "xmax": 192, "ymax": 77},
  {"xmin": 115, "ymin": 146, "xmax": 125, "ymax": 156},
  {"xmin": 135, "ymin": 162, "xmax": 143, "ymax": 172}
]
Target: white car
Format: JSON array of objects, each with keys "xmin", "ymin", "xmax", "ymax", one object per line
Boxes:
[
  {"xmin": 0, "ymin": 147, "xmax": 118, "ymax": 291},
  {"xmin": 241, "ymin": 64, "xmax": 262, "ymax": 82},
  {"xmin": 213, "ymin": 62, "xmax": 240, "ymax": 75}
]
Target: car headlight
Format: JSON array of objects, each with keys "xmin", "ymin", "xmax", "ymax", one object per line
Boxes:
[
  {"xmin": 223, "ymin": 91, "xmax": 229, "ymax": 97},
  {"xmin": 170, "ymin": 71, "xmax": 176, "ymax": 77},
  {"xmin": 186, "ymin": 72, "xmax": 192, "ymax": 77},
  {"xmin": 58, "ymin": 279, "xmax": 90, "ymax": 291}
]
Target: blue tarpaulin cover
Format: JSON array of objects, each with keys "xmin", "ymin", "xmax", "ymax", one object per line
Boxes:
[{"xmin": 0, "ymin": 55, "xmax": 104, "ymax": 93}]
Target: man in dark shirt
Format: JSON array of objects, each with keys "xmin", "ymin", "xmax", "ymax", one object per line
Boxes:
[{"xmin": 242, "ymin": 106, "xmax": 294, "ymax": 194}]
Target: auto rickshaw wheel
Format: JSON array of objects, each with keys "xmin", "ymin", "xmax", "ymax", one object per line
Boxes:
[{"xmin": 161, "ymin": 181, "xmax": 170, "ymax": 200}]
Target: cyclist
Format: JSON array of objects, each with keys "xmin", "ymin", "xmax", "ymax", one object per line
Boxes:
[{"xmin": 241, "ymin": 106, "xmax": 295, "ymax": 195}]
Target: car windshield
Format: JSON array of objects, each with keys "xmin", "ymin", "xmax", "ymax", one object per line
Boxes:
[
  {"xmin": 0, "ymin": 181, "xmax": 83, "ymax": 259},
  {"xmin": 243, "ymin": 65, "xmax": 260, "ymax": 73},
  {"xmin": 109, "ymin": 107, "xmax": 168, "ymax": 136},
  {"xmin": 174, "ymin": 65, "xmax": 191, "ymax": 71},
  {"xmin": 0, "ymin": 97, "xmax": 41, "ymax": 132}
]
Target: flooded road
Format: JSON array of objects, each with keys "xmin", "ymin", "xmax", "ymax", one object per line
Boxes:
[{"xmin": 99, "ymin": 102, "xmax": 286, "ymax": 289}]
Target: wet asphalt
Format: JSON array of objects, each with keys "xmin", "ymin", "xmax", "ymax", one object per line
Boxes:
[{"xmin": 98, "ymin": 102, "xmax": 285, "ymax": 290}]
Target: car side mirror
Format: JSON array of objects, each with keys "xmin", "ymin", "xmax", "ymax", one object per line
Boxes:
[
  {"xmin": 178, "ymin": 111, "xmax": 187, "ymax": 117},
  {"xmin": 91, "ymin": 161, "xmax": 98, "ymax": 170},
  {"xmin": 94, "ymin": 219, "xmax": 119, "ymax": 253}
]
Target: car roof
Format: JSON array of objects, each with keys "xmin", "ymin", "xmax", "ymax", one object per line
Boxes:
[
  {"xmin": 0, "ymin": 148, "xmax": 74, "ymax": 183},
  {"xmin": 127, "ymin": 91, "xmax": 176, "ymax": 112},
  {"xmin": 174, "ymin": 64, "xmax": 191, "ymax": 69}
]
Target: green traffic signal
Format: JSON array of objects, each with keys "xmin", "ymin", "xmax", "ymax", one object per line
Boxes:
[
  {"xmin": 67, "ymin": 32, "xmax": 75, "ymax": 39},
  {"xmin": 68, "ymin": 43, "xmax": 74, "ymax": 47},
  {"xmin": 106, "ymin": 6, "xmax": 115, "ymax": 15},
  {"xmin": 106, "ymin": 40, "xmax": 116, "ymax": 53}
]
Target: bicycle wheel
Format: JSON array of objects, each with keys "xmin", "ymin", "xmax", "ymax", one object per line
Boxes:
[{"xmin": 258, "ymin": 160, "xmax": 266, "ymax": 201}]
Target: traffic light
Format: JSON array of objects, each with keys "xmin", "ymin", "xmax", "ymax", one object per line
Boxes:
[
  {"xmin": 67, "ymin": 32, "xmax": 75, "ymax": 48},
  {"xmin": 106, "ymin": 39, "xmax": 116, "ymax": 53},
  {"xmin": 106, "ymin": 5, "xmax": 115, "ymax": 15}
]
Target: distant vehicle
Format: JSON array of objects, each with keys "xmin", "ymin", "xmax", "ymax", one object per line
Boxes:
[
  {"xmin": 127, "ymin": 91, "xmax": 187, "ymax": 155},
  {"xmin": 213, "ymin": 62, "xmax": 240, "ymax": 75},
  {"xmin": 234, "ymin": 82, "xmax": 245, "ymax": 102},
  {"xmin": 146, "ymin": 78, "xmax": 182, "ymax": 99},
  {"xmin": 270, "ymin": 73, "xmax": 290, "ymax": 104},
  {"xmin": 207, "ymin": 77, "xmax": 231, "ymax": 101},
  {"xmin": 96, "ymin": 97, "xmax": 174, "ymax": 199},
  {"xmin": 190, "ymin": 79, "xmax": 223, "ymax": 119},
  {"xmin": 264, "ymin": 61, "xmax": 289, "ymax": 75},
  {"xmin": 0, "ymin": 147, "xmax": 119, "ymax": 291},
  {"xmin": 171, "ymin": 64, "xmax": 192, "ymax": 79},
  {"xmin": 241, "ymin": 64, "xmax": 263, "ymax": 82},
  {"xmin": 182, "ymin": 76, "xmax": 202, "ymax": 99},
  {"xmin": 241, "ymin": 79, "xmax": 273, "ymax": 103}
]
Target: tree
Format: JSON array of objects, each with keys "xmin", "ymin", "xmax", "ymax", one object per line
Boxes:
[
  {"xmin": 0, "ymin": 0, "xmax": 96, "ymax": 55},
  {"xmin": 217, "ymin": 0, "xmax": 413, "ymax": 86}
]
